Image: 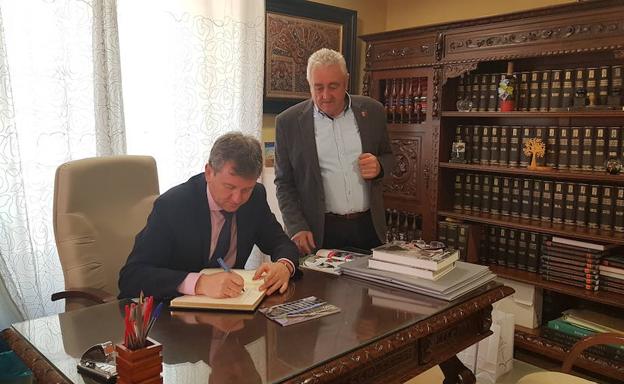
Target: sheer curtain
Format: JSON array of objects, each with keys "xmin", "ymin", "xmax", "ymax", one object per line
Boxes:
[
  {"xmin": 0, "ymin": 0, "xmax": 265, "ymax": 323},
  {"xmin": 118, "ymin": 0, "xmax": 265, "ymax": 190}
]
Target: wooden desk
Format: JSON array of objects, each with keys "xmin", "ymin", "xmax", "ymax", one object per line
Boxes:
[{"xmin": 2, "ymin": 271, "xmax": 512, "ymax": 384}]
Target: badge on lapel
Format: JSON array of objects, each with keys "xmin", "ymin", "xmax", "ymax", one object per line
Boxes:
[{"xmin": 361, "ymin": 110, "xmax": 368, "ymax": 118}]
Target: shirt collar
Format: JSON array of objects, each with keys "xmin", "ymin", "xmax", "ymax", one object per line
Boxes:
[
  {"xmin": 206, "ymin": 183, "xmax": 224, "ymax": 212},
  {"xmin": 313, "ymin": 92, "xmax": 352, "ymax": 120}
]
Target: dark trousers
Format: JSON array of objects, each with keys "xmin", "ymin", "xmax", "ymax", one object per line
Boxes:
[{"xmin": 322, "ymin": 211, "xmax": 382, "ymax": 252}]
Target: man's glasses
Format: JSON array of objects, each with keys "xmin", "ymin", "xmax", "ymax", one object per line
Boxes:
[{"xmin": 414, "ymin": 239, "xmax": 446, "ymax": 251}]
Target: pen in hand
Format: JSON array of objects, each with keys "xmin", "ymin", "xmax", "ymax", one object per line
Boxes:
[{"xmin": 217, "ymin": 257, "xmax": 245, "ymax": 292}]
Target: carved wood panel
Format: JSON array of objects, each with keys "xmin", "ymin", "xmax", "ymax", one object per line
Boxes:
[
  {"xmin": 385, "ymin": 136, "xmax": 422, "ymax": 200},
  {"xmin": 368, "ymin": 34, "xmax": 437, "ymax": 70}
]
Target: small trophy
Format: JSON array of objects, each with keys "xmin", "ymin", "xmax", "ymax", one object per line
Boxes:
[{"xmin": 450, "ymin": 139, "xmax": 467, "ymax": 163}]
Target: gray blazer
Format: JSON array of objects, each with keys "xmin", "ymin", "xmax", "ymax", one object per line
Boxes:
[{"xmin": 274, "ymin": 95, "xmax": 394, "ymax": 247}]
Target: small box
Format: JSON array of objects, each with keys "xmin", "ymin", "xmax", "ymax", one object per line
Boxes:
[{"xmin": 493, "ymin": 277, "xmax": 543, "ymax": 329}]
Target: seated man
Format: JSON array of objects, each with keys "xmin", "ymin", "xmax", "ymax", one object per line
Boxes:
[{"xmin": 118, "ymin": 132, "xmax": 298, "ymax": 300}]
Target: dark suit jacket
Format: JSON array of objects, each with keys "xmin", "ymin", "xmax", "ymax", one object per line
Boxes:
[
  {"xmin": 274, "ymin": 95, "xmax": 394, "ymax": 247},
  {"xmin": 118, "ymin": 173, "xmax": 298, "ymax": 299}
]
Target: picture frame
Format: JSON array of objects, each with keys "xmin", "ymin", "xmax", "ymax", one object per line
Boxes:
[{"xmin": 264, "ymin": 0, "xmax": 357, "ymax": 114}]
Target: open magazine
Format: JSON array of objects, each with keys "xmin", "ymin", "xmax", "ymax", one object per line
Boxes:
[{"xmin": 300, "ymin": 248, "xmax": 369, "ymax": 275}]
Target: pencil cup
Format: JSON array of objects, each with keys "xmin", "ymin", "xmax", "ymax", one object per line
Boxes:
[{"xmin": 115, "ymin": 338, "xmax": 163, "ymax": 384}]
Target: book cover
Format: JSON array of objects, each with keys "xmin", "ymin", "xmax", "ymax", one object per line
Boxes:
[
  {"xmin": 372, "ymin": 241, "xmax": 459, "ymax": 271},
  {"xmin": 551, "ymin": 236, "xmax": 614, "ymax": 252},
  {"xmin": 368, "ymin": 258, "xmax": 455, "ymax": 280},
  {"xmin": 300, "ymin": 248, "xmax": 368, "ymax": 275},
  {"xmin": 170, "ymin": 269, "xmax": 265, "ymax": 311}
]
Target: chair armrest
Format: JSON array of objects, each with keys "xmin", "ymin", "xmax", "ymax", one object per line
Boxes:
[
  {"xmin": 562, "ymin": 332, "xmax": 624, "ymax": 373},
  {"xmin": 51, "ymin": 288, "xmax": 116, "ymax": 304}
]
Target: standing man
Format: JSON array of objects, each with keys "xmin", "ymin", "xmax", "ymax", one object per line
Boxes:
[
  {"xmin": 119, "ymin": 132, "xmax": 298, "ymax": 300},
  {"xmin": 275, "ymin": 48, "xmax": 394, "ymax": 255}
]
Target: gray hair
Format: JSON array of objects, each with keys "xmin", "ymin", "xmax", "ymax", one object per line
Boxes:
[
  {"xmin": 209, "ymin": 132, "xmax": 262, "ymax": 179},
  {"xmin": 306, "ymin": 48, "xmax": 348, "ymax": 82}
]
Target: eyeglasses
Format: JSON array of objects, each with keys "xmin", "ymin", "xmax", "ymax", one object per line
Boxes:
[{"xmin": 414, "ymin": 239, "xmax": 446, "ymax": 251}]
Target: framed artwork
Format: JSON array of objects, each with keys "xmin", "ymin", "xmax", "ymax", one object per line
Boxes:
[{"xmin": 264, "ymin": 0, "xmax": 357, "ymax": 114}]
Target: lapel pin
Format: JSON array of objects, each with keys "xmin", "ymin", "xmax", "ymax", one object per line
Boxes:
[{"xmin": 361, "ymin": 111, "xmax": 367, "ymax": 117}]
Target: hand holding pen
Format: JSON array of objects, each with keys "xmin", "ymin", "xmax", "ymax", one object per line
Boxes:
[
  {"xmin": 217, "ymin": 257, "xmax": 245, "ymax": 293},
  {"xmin": 194, "ymin": 258, "xmax": 245, "ymax": 298}
]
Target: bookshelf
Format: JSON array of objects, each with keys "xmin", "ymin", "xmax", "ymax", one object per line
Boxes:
[{"xmin": 361, "ymin": 1, "xmax": 624, "ymax": 381}]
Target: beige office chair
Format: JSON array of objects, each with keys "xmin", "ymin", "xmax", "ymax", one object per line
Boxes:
[
  {"xmin": 517, "ymin": 332, "xmax": 624, "ymax": 384},
  {"xmin": 52, "ymin": 155, "xmax": 159, "ymax": 311}
]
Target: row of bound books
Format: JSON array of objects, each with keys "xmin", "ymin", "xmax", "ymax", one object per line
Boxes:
[
  {"xmin": 385, "ymin": 209, "xmax": 421, "ymax": 243},
  {"xmin": 454, "ymin": 124, "xmax": 623, "ymax": 170},
  {"xmin": 483, "ymin": 226, "xmax": 542, "ymax": 272},
  {"xmin": 456, "ymin": 65, "xmax": 623, "ymax": 112},
  {"xmin": 454, "ymin": 173, "xmax": 624, "ymax": 232},
  {"xmin": 437, "ymin": 220, "xmax": 470, "ymax": 261}
]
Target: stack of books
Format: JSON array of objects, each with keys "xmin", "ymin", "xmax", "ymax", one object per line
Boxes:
[
  {"xmin": 341, "ymin": 241, "xmax": 496, "ymax": 301},
  {"xmin": 540, "ymin": 236, "xmax": 620, "ymax": 291},
  {"xmin": 599, "ymin": 255, "xmax": 624, "ymax": 294},
  {"xmin": 368, "ymin": 242, "xmax": 459, "ymax": 280},
  {"xmin": 544, "ymin": 309, "xmax": 624, "ymax": 363}
]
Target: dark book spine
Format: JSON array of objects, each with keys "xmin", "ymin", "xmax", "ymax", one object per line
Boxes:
[
  {"xmin": 601, "ymin": 186, "xmax": 614, "ymax": 231},
  {"xmin": 539, "ymin": 70, "xmax": 551, "ymax": 111},
  {"xmin": 470, "ymin": 74, "xmax": 480, "ymax": 112},
  {"xmin": 471, "ymin": 174, "xmax": 482, "ymax": 212},
  {"xmin": 557, "ymin": 127, "xmax": 570, "ymax": 170},
  {"xmin": 588, "ymin": 185, "xmax": 601, "ymax": 229},
  {"xmin": 527, "ymin": 232, "xmax": 540, "ymax": 272},
  {"xmin": 509, "ymin": 126, "xmax": 521, "ymax": 167},
  {"xmin": 528, "ymin": 71, "xmax": 541, "ymax": 111},
  {"xmin": 510, "ymin": 178, "xmax": 521, "ymax": 217},
  {"xmin": 518, "ymin": 72, "xmax": 530, "ymax": 111},
  {"xmin": 586, "ymin": 67, "xmax": 598, "ymax": 106},
  {"xmin": 594, "ymin": 127, "xmax": 606, "ymax": 171},
  {"xmin": 521, "ymin": 178, "xmax": 533, "ymax": 219},
  {"xmin": 446, "ymin": 222, "xmax": 458, "ymax": 249},
  {"xmin": 535, "ymin": 126, "xmax": 547, "ymax": 167},
  {"xmin": 541, "ymin": 181, "xmax": 553, "ymax": 222},
  {"xmin": 581, "ymin": 127, "xmax": 594, "ymax": 170},
  {"xmin": 472, "ymin": 125, "xmax": 481, "ymax": 164},
  {"xmin": 480, "ymin": 126, "xmax": 491, "ymax": 165},
  {"xmin": 598, "ymin": 66, "xmax": 609, "ymax": 106},
  {"xmin": 481, "ymin": 175, "xmax": 491, "ymax": 213},
  {"xmin": 457, "ymin": 224, "xmax": 468, "ymax": 261},
  {"xmin": 576, "ymin": 183, "xmax": 589, "ymax": 227},
  {"xmin": 478, "ymin": 74, "xmax": 489, "ymax": 111},
  {"xmin": 438, "ymin": 221, "xmax": 448, "ymax": 244},
  {"xmin": 550, "ymin": 69, "xmax": 562, "ymax": 110},
  {"xmin": 552, "ymin": 182, "xmax": 564, "ymax": 224},
  {"xmin": 608, "ymin": 126, "xmax": 621, "ymax": 160},
  {"xmin": 611, "ymin": 65, "xmax": 623, "ymax": 103},
  {"xmin": 517, "ymin": 231, "xmax": 528, "ymax": 270},
  {"xmin": 500, "ymin": 177, "xmax": 510, "ymax": 215},
  {"xmin": 563, "ymin": 183, "xmax": 577, "ymax": 225},
  {"xmin": 616, "ymin": 187, "xmax": 624, "ymax": 233},
  {"xmin": 456, "ymin": 74, "xmax": 466, "ymax": 104},
  {"xmin": 569, "ymin": 127, "xmax": 581, "ymax": 170},
  {"xmin": 506, "ymin": 229, "xmax": 518, "ymax": 268},
  {"xmin": 487, "ymin": 74, "xmax": 499, "ymax": 111},
  {"xmin": 454, "ymin": 125, "xmax": 463, "ymax": 142},
  {"xmin": 574, "ymin": 68, "xmax": 587, "ymax": 106},
  {"xmin": 519, "ymin": 127, "xmax": 533, "ymax": 167},
  {"xmin": 488, "ymin": 226, "xmax": 498, "ymax": 265},
  {"xmin": 532, "ymin": 180, "xmax": 542, "ymax": 220},
  {"xmin": 498, "ymin": 126, "xmax": 510, "ymax": 165},
  {"xmin": 561, "ymin": 68, "xmax": 574, "ymax": 110},
  {"xmin": 463, "ymin": 174, "xmax": 473, "ymax": 211},
  {"xmin": 453, "ymin": 174, "xmax": 464, "ymax": 210},
  {"xmin": 546, "ymin": 126, "xmax": 558, "ymax": 168},
  {"xmin": 498, "ymin": 227, "xmax": 507, "ymax": 266},
  {"xmin": 490, "ymin": 176, "xmax": 501, "ymax": 214},
  {"xmin": 489, "ymin": 126, "xmax": 500, "ymax": 165}
]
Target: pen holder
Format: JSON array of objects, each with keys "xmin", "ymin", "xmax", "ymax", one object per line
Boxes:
[{"xmin": 115, "ymin": 338, "xmax": 163, "ymax": 384}]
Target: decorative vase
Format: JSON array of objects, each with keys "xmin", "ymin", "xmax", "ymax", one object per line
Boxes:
[
  {"xmin": 115, "ymin": 338, "xmax": 163, "ymax": 384},
  {"xmin": 500, "ymin": 99, "xmax": 514, "ymax": 112}
]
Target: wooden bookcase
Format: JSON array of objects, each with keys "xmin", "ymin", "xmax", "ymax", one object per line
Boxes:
[{"xmin": 361, "ymin": 1, "xmax": 624, "ymax": 381}]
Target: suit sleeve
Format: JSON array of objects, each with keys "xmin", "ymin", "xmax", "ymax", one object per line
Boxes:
[
  {"xmin": 274, "ymin": 112, "xmax": 310, "ymax": 237},
  {"xmin": 118, "ymin": 198, "xmax": 189, "ymax": 299},
  {"xmin": 253, "ymin": 184, "xmax": 299, "ymax": 268},
  {"xmin": 372, "ymin": 100, "xmax": 395, "ymax": 179}
]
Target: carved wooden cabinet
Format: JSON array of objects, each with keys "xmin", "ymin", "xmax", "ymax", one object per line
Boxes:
[{"xmin": 362, "ymin": 0, "xmax": 624, "ymax": 381}]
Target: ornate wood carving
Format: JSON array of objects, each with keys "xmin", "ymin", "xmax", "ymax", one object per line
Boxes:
[
  {"xmin": 435, "ymin": 32, "xmax": 444, "ymax": 61},
  {"xmin": 286, "ymin": 285, "xmax": 512, "ymax": 384},
  {"xmin": 375, "ymin": 45, "xmax": 431, "ymax": 61},
  {"xmin": 386, "ymin": 139, "xmax": 420, "ymax": 198},
  {"xmin": 443, "ymin": 62, "xmax": 479, "ymax": 84},
  {"xmin": 448, "ymin": 21, "xmax": 623, "ymax": 53},
  {"xmin": 614, "ymin": 49, "xmax": 624, "ymax": 59},
  {"xmin": 362, "ymin": 71, "xmax": 370, "ymax": 97},
  {"xmin": 1, "ymin": 328, "xmax": 72, "ymax": 384},
  {"xmin": 432, "ymin": 66, "xmax": 441, "ymax": 119}
]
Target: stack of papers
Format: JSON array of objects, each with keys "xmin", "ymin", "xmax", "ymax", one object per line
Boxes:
[{"xmin": 341, "ymin": 257, "xmax": 496, "ymax": 301}]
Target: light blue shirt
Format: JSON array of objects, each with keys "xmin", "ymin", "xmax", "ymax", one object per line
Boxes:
[{"xmin": 314, "ymin": 94, "xmax": 370, "ymax": 215}]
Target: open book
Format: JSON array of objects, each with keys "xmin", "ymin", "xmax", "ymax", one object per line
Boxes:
[
  {"xmin": 170, "ymin": 269, "xmax": 265, "ymax": 311},
  {"xmin": 300, "ymin": 248, "xmax": 369, "ymax": 275}
]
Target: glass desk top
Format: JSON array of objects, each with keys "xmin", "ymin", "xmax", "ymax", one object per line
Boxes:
[{"xmin": 12, "ymin": 271, "xmax": 501, "ymax": 383}]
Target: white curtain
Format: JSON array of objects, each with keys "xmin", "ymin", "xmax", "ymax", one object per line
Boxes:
[{"xmin": 0, "ymin": 0, "xmax": 265, "ymax": 322}]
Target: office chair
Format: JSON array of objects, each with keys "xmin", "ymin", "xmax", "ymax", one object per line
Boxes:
[
  {"xmin": 52, "ymin": 155, "xmax": 159, "ymax": 311},
  {"xmin": 517, "ymin": 332, "xmax": 624, "ymax": 384}
]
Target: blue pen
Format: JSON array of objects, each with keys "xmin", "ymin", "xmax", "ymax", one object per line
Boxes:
[
  {"xmin": 145, "ymin": 301, "xmax": 163, "ymax": 336},
  {"xmin": 217, "ymin": 257, "xmax": 245, "ymax": 292}
]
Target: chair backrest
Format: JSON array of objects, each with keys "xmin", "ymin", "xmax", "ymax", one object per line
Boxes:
[{"xmin": 53, "ymin": 155, "xmax": 159, "ymax": 309}]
